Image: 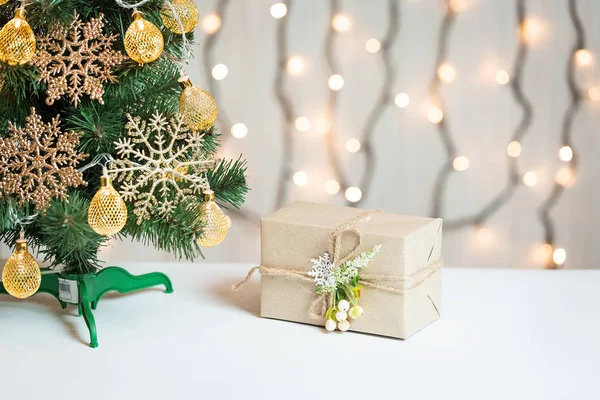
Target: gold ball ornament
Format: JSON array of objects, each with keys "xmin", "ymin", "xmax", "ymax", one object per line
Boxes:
[
  {"xmin": 178, "ymin": 75, "xmax": 218, "ymax": 131},
  {"xmin": 0, "ymin": 8, "xmax": 36, "ymax": 66},
  {"xmin": 88, "ymin": 175, "xmax": 128, "ymax": 236},
  {"xmin": 161, "ymin": 0, "xmax": 199, "ymax": 34},
  {"xmin": 196, "ymin": 190, "xmax": 229, "ymax": 247},
  {"xmin": 124, "ymin": 11, "xmax": 164, "ymax": 64},
  {"xmin": 2, "ymin": 236, "xmax": 41, "ymax": 299}
]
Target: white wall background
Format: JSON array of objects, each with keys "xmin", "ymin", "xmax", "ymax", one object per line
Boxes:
[{"xmin": 3, "ymin": 0, "xmax": 600, "ymax": 269}]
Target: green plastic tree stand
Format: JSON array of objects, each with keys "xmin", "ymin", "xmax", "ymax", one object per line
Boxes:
[{"xmin": 0, "ymin": 267, "xmax": 172, "ymax": 348}]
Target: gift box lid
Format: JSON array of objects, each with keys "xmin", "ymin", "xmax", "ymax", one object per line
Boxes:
[{"xmin": 261, "ymin": 201, "xmax": 442, "ymax": 276}]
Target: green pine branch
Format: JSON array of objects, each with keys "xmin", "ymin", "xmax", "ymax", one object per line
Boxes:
[
  {"xmin": 123, "ymin": 197, "xmax": 205, "ymax": 261},
  {"xmin": 208, "ymin": 156, "xmax": 249, "ymax": 209},
  {"xmin": 36, "ymin": 192, "xmax": 109, "ymax": 274}
]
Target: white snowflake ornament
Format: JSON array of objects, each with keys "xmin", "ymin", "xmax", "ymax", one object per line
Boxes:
[
  {"xmin": 308, "ymin": 252, "xmax": 336, "ymax": 293},
  {"xmin": 109, "ymin": 112, "xmax": 215, "ymax": 224}
]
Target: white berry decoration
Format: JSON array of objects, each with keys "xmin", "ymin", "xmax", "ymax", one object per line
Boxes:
[
  {"xmin": 325, "ymin": 319, "xmax": 337, "ymax": 332},
  {"xmin": 335, "ymin": 310, "xmax": 348, "ymax": 322},
  {"xmin": 338, "ymin": 320, "xmax": 350, "ymax": 331},
  {"xmin": 337, "ymin": 299, "xmax": 350, "ymax": 312},
  {"xmin": 349, "ymin": 305, "xmax": 364, "ymax": 319}
]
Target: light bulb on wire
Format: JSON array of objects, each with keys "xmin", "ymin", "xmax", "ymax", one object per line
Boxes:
[
  {"xmin": 507, "ymin": 141, "xmax": 522, "ymax": 158},
  {"xmin": 2, "ymin": 231, "xmax": 41, "ymax": 299},
  {"xmin": 202, "ymin": 13, "xmax": 221, "ymax": 34},
  {"xmin": 270, "ymin": 3, "xmax": 288, "ymax": 19},
  {"xmin": 345, "ymin": 187, "xmax": 362, "ymax": 203},
  {"xmin": 325, "ymin": 180, "xmax": 340, "ymax": 195},
  {"xmin": 160, "ymin": 0, "xmax": 199, "ymax": 34},
  {"xmin": 475, "ymin": 227, "xmax": 494, "ymax": 247},
  {"xmin": 293, "ymin": 171, "xmax": 308, "ymax": 186},
  {"xmin": 178, "ymin": 75, "xmax": 218, "ymax": 131},
  {"xmin": 437, "ymin": 63, "xmax": 457, "ymax": 84},
  {"xmin": 558, "ymin": 146, "xmax": 573, "ymax": 162},
  {"xmin": 448, "ymin": 0, "xmax": 469, "ymax": 12},
  {"xmin": 328, "ymin": 74, "xmax": 344, "ymax": 91},
  {"xmin": 287, "ymin": 55, "xmax": 306, "ymax": 75},
  {"xmin": 88, "ymin": 170, "xmax": 128, "ymax": 236},
  {"xmin": 0, "ymin": 8, "xmax": 36, "ymax": 66},
  {"xmin": 295, "ymin": 117, "xmax": 310, "ymax": 132},
  {"xmin": 555, "ymin": 167, "xmax": 574, "ymax": 187},
  {"xmin": 124, "ymin": 11, "xmax": 164, "ymax": 64},
  {"xmin": 575, "ymin": 49, "xmax": 593, "ymax": 67},
  {"xmin": 428, "ymin": 107, "xmax": 444, "ymax": 124},
  {"xmin": 197, "ymin": 190, "xmax": 230, "ymax": 248},
  {"xmin": 332, "ymin": 14, "xmax": 351, "ymax": 32},
  {"xmin": 523, "ymin": 171, "xmax": 538, "ymax": 187},
  {"xmin": 553, "ymin": 248, "xmax": 566, "ymax": 266},
  {"xmin": 345, "ymin": 138, "xmax": 361, "ymax": 153},
  {"xmin": 535, "ymin": 243, "xmax": 553, "ymax": 265},
  {"xmin": 366, "ymin": 38, "xmax": 381, "ymax": 53},
  {"xmin": 495, "ymin": 70, "xmax": 510, "ymax": 85},
  {"xmin": 395, "ymin": 93, "xmax": 410, "ymax": 108},
  {"xmin": 212, "ymin": 64, "xmax": 228, "ymax": 80},
  {"xmin": 231, "ymin": 123, "xmax": 248, "ymax": 139},
  {"xmin": 521, "ymin": 18, "xmax": 544, "ymax": 44},
  {"xmin": 453, "ymin": 156, "xmax": 470, "ymax": 171}
]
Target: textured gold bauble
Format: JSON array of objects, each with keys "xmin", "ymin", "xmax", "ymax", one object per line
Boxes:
[
  {"xmin": 88, "ymin": 176, "xmax": 128, "ymax": 236},
  {"xmin": 197, "ymin": 190, "xmax": 229, "ymax": 247},
  {"xmin": 124, "ymin": 11, "xmax": 164, "ymax": 64},
  {"xmin": 0, "ymin": 8, "xmax": 36, "ymax": 66},
  {"xmin": 161, "ymin": 0, "xmax": 199, "ymax": 34},
  {"xmin": 178, "ymin": 76, "xmax": 218, "ymax": 131},
  {"xmin": 2, "ymin": 238, "xmax": 41, "ymax": 299}
]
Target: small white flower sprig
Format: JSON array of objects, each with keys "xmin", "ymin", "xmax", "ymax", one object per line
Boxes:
[{"xmin": 308, "ymin": 245, "xmax": 382, "ymax": 332}]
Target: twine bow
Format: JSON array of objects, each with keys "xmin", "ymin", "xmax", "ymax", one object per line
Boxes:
[
  {"xmin": 232, "ymin": 210, "xmax": 443, "ymax": 320},
  {"xmin": 306, "ymin": 210, "xmax": 379, "ymax": 319}
]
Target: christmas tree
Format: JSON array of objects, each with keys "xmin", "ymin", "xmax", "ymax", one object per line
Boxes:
[{"xmin": 0, "ymin": 0, "xmax": 247, "ymax": 317}]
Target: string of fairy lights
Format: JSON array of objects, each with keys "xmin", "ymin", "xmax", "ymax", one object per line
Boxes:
[
  {"xmin": 428, "ymin": 0, "xmax": 535, "ymax": 233},
  {"xmin": 199, "ymin": 0, "xmax": 596, "ymax": 268},
  {"xmin": 273, "ymin": 0, "xmax": 296, "ymax": 208},
  {"xmin": 538, "ymin": 0, "xmax": 586, "ymax": 268},
  {"xmin": 353, "ymin": 0, "xmax": 400, "ymax": 207}
]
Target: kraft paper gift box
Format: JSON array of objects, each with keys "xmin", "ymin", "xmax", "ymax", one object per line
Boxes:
[{"xmin": 257, "ymin": 201, "xmax": 443, "ymax": 339}]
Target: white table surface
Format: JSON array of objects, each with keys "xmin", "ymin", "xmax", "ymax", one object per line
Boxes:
[{"xmin": 0, "ymin": 263, "xmax": 598, "ymax": 400}]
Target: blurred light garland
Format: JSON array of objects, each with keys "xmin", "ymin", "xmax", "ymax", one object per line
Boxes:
[
  {"xmin": 538, "ymin": 0, "xmax": 585, "ymax": 268},
  {"xmin": 323, "ymin": 0, "xmax": 350, "ymax": 197},
  {"xmin": 197, "ymin": 0, "xmax": 261, "ymax": 224},
  {"xmin": 352, "ymin": 0, "xmax": 400, "ymax": 207},
  {"xmin": 202, "ymin": 0, "xmax": 232, "ymax": 141},
  {"xmin": 273, "ymin": 0, "xmax": 298, "ymax": 208},
  {"xmin": 428, "ymin": 0, "xmax": 457, "ymax": 219},
  {"xmin": 198, "ymin": 0, "xmax": 592, "ymax": 267},
  {"xmin": 437, "ymin": 0, "xmax": 533, "ymax": 231}
]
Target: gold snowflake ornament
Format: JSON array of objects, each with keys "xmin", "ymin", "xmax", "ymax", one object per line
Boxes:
[
  {"xmin": 109, "ymin": 113, "xmax": 215, "ymax": 224},
  {"xmin": 0, "ymin": 108, "xmax": 88, "ymax": 210},
  {"xmin": 31, "ymin": 13, "xmax": 126, "ymax": 107}
]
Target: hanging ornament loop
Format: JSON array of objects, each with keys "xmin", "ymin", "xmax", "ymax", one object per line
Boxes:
[{"xmin": 7, "ymin": 203, "xmax": 38, "ymax": 233}]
